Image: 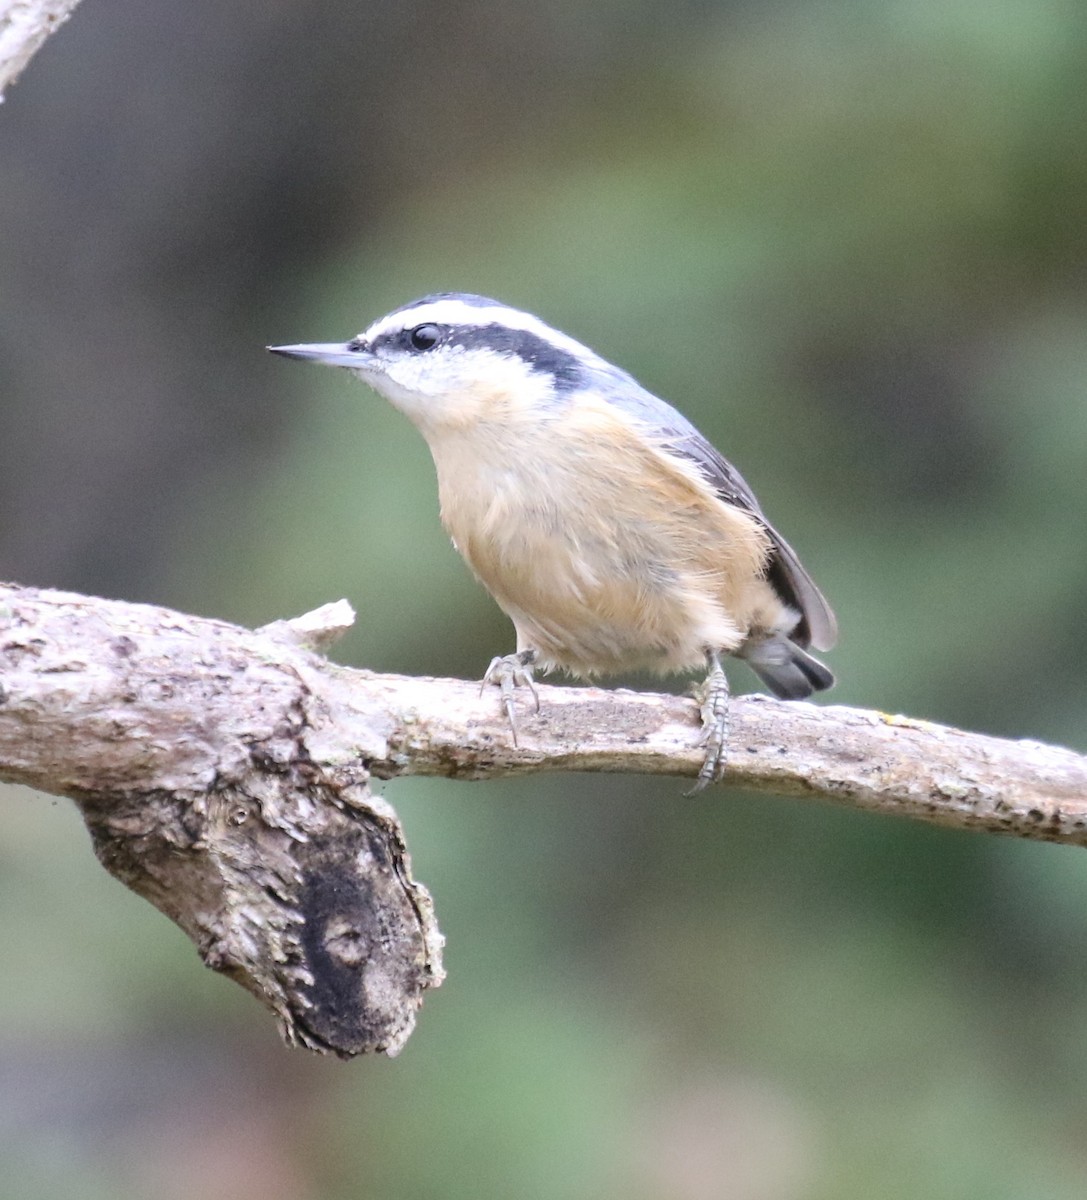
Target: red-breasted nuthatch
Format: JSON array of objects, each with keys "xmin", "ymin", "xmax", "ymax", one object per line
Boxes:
[{"xmin": 270, "ymin": 293, "xmax": 836, "ymax": 790}]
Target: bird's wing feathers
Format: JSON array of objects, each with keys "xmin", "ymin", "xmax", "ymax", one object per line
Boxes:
[{"xmin": 604, "ymin": 377, "xmax": 837, "ymax": 652}]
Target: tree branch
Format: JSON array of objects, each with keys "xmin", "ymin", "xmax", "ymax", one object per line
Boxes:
[
  {"xmin": 0, "ymin": 0, "xmax": 83, "ymax": 99},
  {"xmin": 2, "ymin": 582, "xmax": 1085, "ymax": 1055}
]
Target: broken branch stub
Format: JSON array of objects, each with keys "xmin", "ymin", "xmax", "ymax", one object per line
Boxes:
[
  {"xmin": 0, "ymin": 585, "xmax": 444, "ymax": 1057},
  {"xmin": 5, "ymin": 581, "xmax": 1087, "ymax": 1053}
]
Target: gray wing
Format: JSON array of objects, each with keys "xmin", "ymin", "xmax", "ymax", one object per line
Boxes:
[{"xmin": 601, "ymin": 373, "xmax": 838, "ymax": 652}]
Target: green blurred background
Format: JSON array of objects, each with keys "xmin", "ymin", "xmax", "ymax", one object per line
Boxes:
[{"xmin": 2, "ymin": 0, "xmax": 1087, "ymax": 1196}]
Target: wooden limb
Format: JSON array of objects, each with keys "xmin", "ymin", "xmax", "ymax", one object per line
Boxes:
[
  {"xmin": 0, "ymin": 0, "xmax": 83, "ymax": 99},
  {"xmin": 0, "ymin": 582, "xmax": 444, "ymax": 1058},
  {"xmin": 2, "ymin": 582, "xmax": 1085, "ymax": 1056}
]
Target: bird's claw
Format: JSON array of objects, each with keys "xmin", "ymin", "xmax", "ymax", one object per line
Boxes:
[
  {"xmin": 687, "ymin": 653, "xmax": 730, "ymax": 795},
  {"xmin": 481, "ymin": 650, "xmax": 539, "ymax": 745}
]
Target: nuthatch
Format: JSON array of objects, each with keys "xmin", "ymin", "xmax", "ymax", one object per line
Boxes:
[{"xmin": 269, "ymin": 293, "xmax": 836, "ymax": 790}]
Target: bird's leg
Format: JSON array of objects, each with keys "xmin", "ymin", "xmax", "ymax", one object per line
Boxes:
[
  {"xmin": 689, "ymin": 649, "xmax": 730, "ymax": 794},
  {"xmin": 481, "ymin": 649, "xmax": 539, "ymax": 745}
]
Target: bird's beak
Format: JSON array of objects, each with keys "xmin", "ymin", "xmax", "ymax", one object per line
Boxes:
[{"xmin": 267, "ymin": 342, "xmax": 376, "ymax": 370}]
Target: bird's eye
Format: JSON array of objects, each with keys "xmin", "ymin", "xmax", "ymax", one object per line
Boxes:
[{"xmin": 409, "ymin": 324, "xmax": 442, "ymax": 351}]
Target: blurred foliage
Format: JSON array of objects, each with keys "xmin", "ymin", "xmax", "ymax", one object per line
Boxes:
[{"xmin": 3, "ymin": 0, "xmax": 1087, "ymax": 1196}]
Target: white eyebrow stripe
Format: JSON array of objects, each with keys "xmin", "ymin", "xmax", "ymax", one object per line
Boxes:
[{"xmin": 363, "ymin": 298, "xmax": 610, "ymax": 367}]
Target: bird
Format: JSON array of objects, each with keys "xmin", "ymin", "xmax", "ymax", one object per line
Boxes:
[{"xmin": 269, "ymin": 293, "xmax": 836, "ymax": 790}]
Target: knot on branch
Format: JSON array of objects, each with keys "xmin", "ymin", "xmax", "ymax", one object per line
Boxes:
[{"xmin": 0, "ymin": 586, "xmax": 444, "ymax": 1057}]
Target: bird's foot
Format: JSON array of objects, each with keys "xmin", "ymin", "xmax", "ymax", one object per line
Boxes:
[
  {"xmin": 688, "ymin": 651, "xmax": 730, "ymax": 795},
  {"xmin": 481, "ymin": 650, "xmax": 539, "ymax": 745}
]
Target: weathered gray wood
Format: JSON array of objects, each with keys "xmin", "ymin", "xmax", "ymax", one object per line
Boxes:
[
  {"xmin": 0, "ymin": 584, "xmax": 444, "ymax": 1057},
  {"xmin": 2, "ymin": 582, "xmax": 1085, "ymax": 1056}
]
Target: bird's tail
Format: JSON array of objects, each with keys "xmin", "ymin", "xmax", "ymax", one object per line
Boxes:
[{"xmin": 739, "ymin": 635, "xmax": 834, "ymax": 700}]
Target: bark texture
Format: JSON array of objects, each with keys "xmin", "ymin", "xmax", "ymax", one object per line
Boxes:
[
  {"xmin": 2, "ymin": 582, "xmax": 1086, "ymax": 1055},
  {"xmin": 0, "ymin": 585, "xmax": 443, "ymax": 1057}
]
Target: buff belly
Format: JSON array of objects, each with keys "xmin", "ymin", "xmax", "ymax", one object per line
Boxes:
[{"xmin": 426, "ymin": 399, "xmax": 782, "ymax": 678}]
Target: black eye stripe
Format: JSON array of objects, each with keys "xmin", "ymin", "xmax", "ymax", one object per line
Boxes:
[
  {"xmin": 368, "ymin": 320, "xmax": 585, "ymax": 392},
  {"xmin": 369, "ymin": 325, "xmax": 447, "ymax": 354},
  {"xmin": 446, "ymin": 324, "xmax": 584, "ymax": 391}
]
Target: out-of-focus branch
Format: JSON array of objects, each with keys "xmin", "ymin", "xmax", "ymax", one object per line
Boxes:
[
  {"xmin": 0, "ymin": 0, "xmax": 83, "ymax": 99},
  {"xmin": 2, "ymin": 582, "xmax": 1086, "ymax": 1056}
]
